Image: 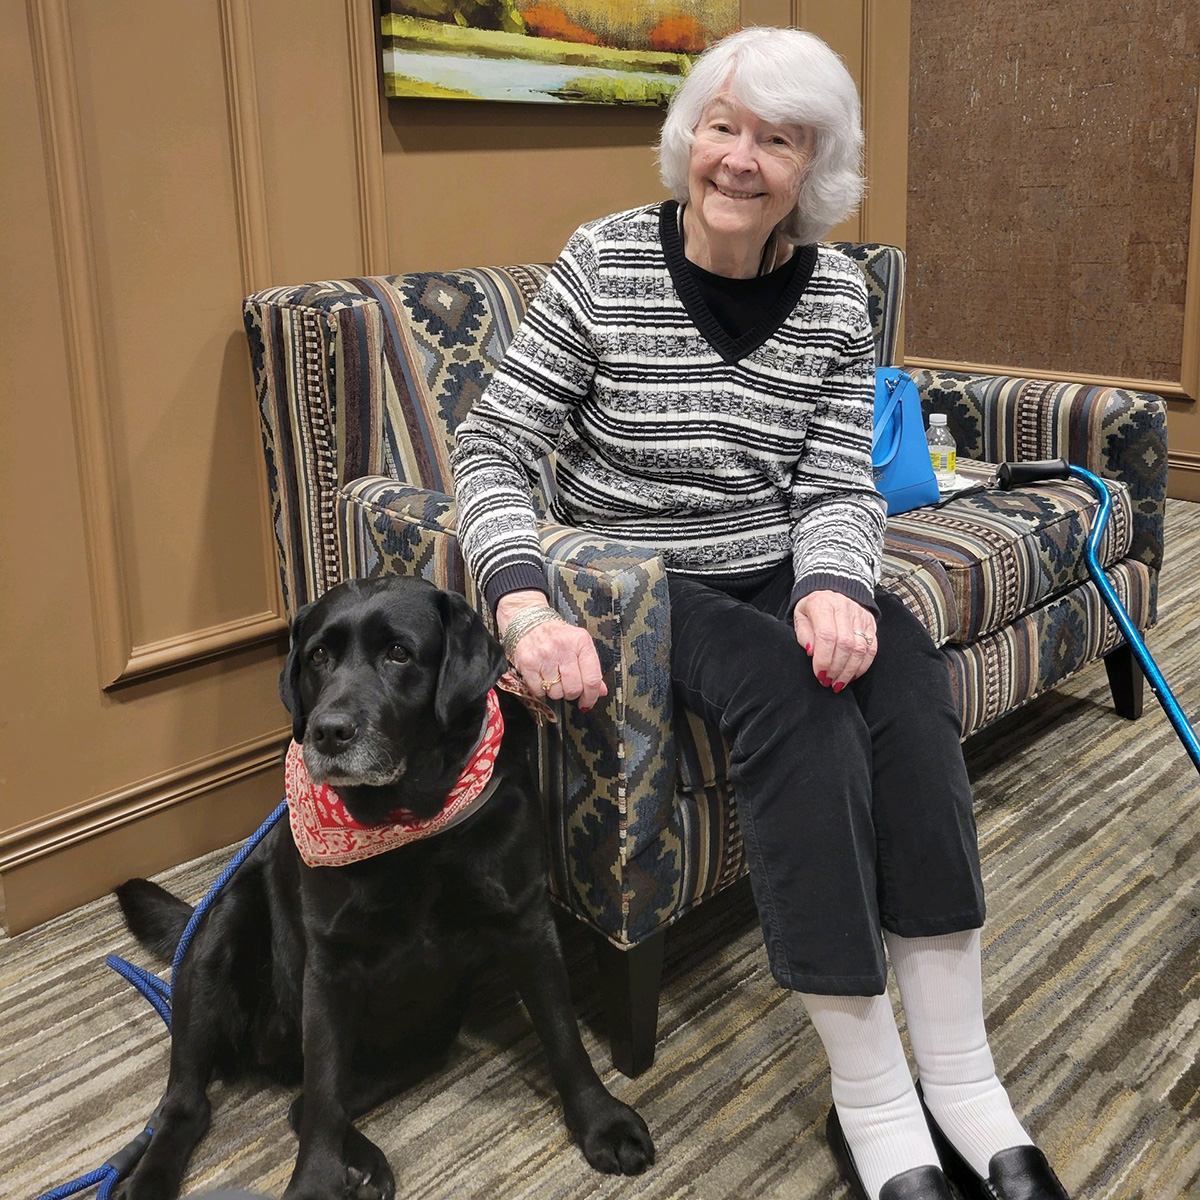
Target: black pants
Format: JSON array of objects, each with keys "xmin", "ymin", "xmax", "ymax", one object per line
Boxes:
[{"xmin": 669, "ymin": 566, "xmax": 985, "ymax": 995}]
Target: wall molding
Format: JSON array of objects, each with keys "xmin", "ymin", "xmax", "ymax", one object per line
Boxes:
[
  {"xmin": 903, "ymin": 355, "xmax": 1191, "ymax": 401},
  {"xmin": 123, "ymin": 610, "xmax": 287, "ymax": 684},
  {"xmin": 219, "ymin": 0, "xmax": 273, "ymax": 293},
  {"xmin": 346, "ymin": 0, "xmax": 391, "ymax": 274},
  {"xmin": 0, "ymin": 728, "xmax": 290, "ymax": 873},
  {"xmin": 29, "ymin": 0, "xmax": 286, "ymax": 689},
  {"xmin": 1182, "ymin": 105, "xmax": 1200, "ymax": 402},
  {"xmin": 28, "ymin": 0, "xmax": 132, "ymax": 688},
  {"xmin": 860, "ymin": 0, "xmax": 910, "ymax": 254},
  {"xmin": 215, "ymin": 0, "xmax": 290, "ymax": 658}
]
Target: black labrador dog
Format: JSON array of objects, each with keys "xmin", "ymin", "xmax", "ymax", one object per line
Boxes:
[{"xmin": 114, "ymin": 575, "xmax": 653, "ymax": 1200}]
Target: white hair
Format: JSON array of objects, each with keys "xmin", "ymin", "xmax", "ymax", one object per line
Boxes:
[{"xmin": 657, "ymin": 27, "xmax": 865, "ymax": 245}]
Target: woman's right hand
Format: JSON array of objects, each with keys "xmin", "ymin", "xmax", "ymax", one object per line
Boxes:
[{"xmin": 496, "ymin": 590, "xmax": 608, "ymax": 712}]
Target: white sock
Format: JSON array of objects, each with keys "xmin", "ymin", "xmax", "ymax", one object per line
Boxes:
[
  {"xmin": 800, "ymin": 991, "xmax": 941, "ymax": 1200},
  {"xmin": 884, "ymin": 929, "xmax": 1034, "ymax": 1177}
]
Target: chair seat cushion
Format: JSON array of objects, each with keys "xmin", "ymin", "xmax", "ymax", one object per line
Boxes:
[{"xmin": 883, "ymin": 459, "xmax": 1133, "ymax": 645}]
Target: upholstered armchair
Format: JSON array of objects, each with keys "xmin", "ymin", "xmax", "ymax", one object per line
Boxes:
[{"xmin": 244, "ymin": 243, "xmax": 1167, "ymax": 1077}]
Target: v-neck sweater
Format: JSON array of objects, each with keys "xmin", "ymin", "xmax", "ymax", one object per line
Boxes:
[
  {"xmin": 684, "ymin": 241, "xmax": 804, "ymax": 343},
  {"xmin": 451, "ymin": 201, "xmax": 886, "ymax": 617}
]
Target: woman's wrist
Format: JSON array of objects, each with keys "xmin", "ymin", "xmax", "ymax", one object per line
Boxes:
[
  {"xmin": 496, "ymin": 589, "xmax": 553, "ymax": 634},
  {"xmin": 499, "ymin": 603, "xmax": 565, "ymax": 662}
]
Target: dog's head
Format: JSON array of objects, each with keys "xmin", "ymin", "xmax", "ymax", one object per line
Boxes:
[{"xmin": 279, "ymin": 577, "xmax": 506, "ymax": 822}]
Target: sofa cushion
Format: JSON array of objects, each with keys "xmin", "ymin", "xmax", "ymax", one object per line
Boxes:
[{"xmin": 884, "ymin": 459, "xmax": 1134, "ymax": 645}]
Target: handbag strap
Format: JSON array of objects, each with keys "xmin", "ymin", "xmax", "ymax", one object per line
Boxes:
[{"xmin": 872, "ymin": 373, "xmax": 905, "ymax": 468}]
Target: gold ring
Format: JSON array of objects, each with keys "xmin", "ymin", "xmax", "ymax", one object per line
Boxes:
[
  {"xmin": 540, "ymin": 673, "xmax": 562, "ymax": 693},
  {"xmin": 853, "ymin": 630, "xmax": 875, "ymax": 645}
]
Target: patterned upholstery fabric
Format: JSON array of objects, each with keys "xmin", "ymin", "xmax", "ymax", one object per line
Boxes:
[
  {"xmin": 829, "ymin": 243, "xmax": 904, "ymax": 367},
  {"xmin": 948, "ymin": 558, "xmax": 1155, "ymax": 738},
  {"xmin": 908, "ymin": 369, "xmax": 1167, "ymax": 571},
  {"xmin": 245, "ymin": 245, "xmax": 1169, "ymax": 950},
  {"xmin": 244, "ymin": 267, "xmax": 555, "ymax": 613},
  {"xmin": 886, "ymin": 458, "xmax": 1134, "ymax": 645}
]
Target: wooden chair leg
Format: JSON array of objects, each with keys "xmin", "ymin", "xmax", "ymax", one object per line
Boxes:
[
  {"xmin": 1105, "ymin": 643, "xmax": 1145, "ymax": 719},
  {"xmin": 592, "ymin": 930, "xmax": 665, "ymax": 1078}
]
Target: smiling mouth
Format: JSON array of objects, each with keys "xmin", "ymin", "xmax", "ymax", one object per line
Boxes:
[{"xmin": 714, "ymin": 184, "xmax": 764, "ymax": 200}]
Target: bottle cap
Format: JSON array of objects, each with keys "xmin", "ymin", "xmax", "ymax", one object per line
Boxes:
[{"xmin": 929, "ymin": 413, "xmax": 948, "ymax": 425}]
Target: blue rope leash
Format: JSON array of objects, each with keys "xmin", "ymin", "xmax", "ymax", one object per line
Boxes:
[
  {"xmin": 37, "ymin": 1168, "xmax": 115, "ymax": 1200},
  {"xmin": 36, "ymin": 799, "xmax": 289, "ymax": 1200}
]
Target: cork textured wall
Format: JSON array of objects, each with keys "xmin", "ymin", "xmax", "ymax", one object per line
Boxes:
[{"xmin": 906, "ymin": 0, "xmax": 1198, "ymax": 381}]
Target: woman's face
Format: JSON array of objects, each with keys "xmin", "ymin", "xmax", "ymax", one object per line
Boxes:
[{"xmin": 687, "ymin": 91, "xmax": 811, "ymax": 249}]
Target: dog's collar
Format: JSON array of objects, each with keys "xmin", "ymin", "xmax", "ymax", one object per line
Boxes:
[{"xmin": 286, "ymin": 688, "xmax": 504, "ymax": 868}]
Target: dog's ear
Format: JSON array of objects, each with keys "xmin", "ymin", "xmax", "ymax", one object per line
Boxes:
[
  {"xmin": 279, "ymin": 600, "xmax": 316, "ymax": 744},
  {"xmin": 434, "ymin": 589, "xmax": 506, "ymax": 729}
]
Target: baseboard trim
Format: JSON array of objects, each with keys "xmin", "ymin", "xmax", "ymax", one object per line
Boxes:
[{"xmin": 0, "ymin": 729, "xmax": 290, "ymax": 873}]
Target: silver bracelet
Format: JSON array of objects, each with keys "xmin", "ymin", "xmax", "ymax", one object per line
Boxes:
[{"xmin": 500, "ymin": 605, "xmax": 565, "ymax": 661}]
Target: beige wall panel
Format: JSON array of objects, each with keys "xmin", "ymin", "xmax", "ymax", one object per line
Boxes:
[
  {"xmin": 68, "ymin": 0, "xmax": 273, "ymax": 646},
  {"xmin": 0, "ymin": 0, "xmax": 94, "ymax": 830},
  {"xmin": 382, "ymin": 103, "xmax": 665, "ymax": 272},
  {"xmin": 1, "ymin": 628, "xmax": 286, "ymax": 840},
  {"xmin": 741, "ymin": 0, "xmax": 790, "ymax": 29},
  {"xmin": 2, "ymin": 1, "xmax": 289, "ymax": 923},
  {"xmin": 253, "ymin": 0, "xmax": 371, "ymax": 284}
]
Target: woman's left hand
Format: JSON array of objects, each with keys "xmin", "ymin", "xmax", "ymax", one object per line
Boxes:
[{"xmin": 792, "ymin": 590, "xmax": 877, "ymax": 692}]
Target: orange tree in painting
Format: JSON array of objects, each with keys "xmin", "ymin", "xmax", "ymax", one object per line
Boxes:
[
  {"xmin": 521, "ymin": 2, "xmax": 601, "ymax": 44},
  {"xmin": 647, "ymin": 15, "xmax": 707, "ymax": 53}
]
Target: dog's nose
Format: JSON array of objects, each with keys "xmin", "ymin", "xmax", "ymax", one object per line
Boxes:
[{"xmin": 311, "ymin": 713, "xmax": 358, "ymax": 755}]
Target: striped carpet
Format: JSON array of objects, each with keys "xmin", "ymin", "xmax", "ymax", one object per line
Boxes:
[{"xmin": 6, "ymin": 500, "xmax": 1200, "ymax": 1200}]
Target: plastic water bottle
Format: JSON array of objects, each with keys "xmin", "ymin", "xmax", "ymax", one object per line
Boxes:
[{"xmin": 927, "ymin": 413, "xmax": 957, "ymax": 483}]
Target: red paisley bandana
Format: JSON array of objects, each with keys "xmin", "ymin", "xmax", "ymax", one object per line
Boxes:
[{"xmin": 286, "ymin": 688, "xmax": 504, "ymax": 867}]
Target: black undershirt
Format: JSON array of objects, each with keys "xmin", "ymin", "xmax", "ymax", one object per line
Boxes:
[{"xmin": 686, "ymin": 249, "xmax": 804, "ymax": 341}]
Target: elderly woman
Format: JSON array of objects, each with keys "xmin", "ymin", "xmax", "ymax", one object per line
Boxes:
[{"xmin": 451, "ymin": 27, "xmax": 1069, "ymax": 1200}]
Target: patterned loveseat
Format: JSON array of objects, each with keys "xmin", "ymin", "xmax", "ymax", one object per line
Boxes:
[{"xmin": 243, "ymin": 245, "xmax": 1167, "ymax": 1076}]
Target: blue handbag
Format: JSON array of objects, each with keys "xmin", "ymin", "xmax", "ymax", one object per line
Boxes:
[{"xmin": 872, "ymin": 368, "xmax": 941, "ymax": 515}]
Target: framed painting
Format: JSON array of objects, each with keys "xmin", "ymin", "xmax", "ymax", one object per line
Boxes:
[{"xmin": 381, "ymin": 0, "xmax": 740, "ymax": 106}]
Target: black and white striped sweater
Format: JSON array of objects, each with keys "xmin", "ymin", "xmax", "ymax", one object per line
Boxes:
[{"xmin": 451, "ymin": 201, "xmax": 887, "ymax": 615}]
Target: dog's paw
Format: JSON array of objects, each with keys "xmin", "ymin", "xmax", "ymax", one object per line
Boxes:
[
  {"xmin": 343, "ymin": 1124, "xmax": 395, "ymax": 1200},
  {"xmin": 113, "ymin": 1163, "xmax": 181, "ymax": 1200},
  {"xmin": 285, "ymin": 1160, "xmax": 394, "ymax": 1200},
  {"xmin": 343, "ymin": 1163, "xmax": 396, "ymax": 1200},
  {"xmin": 573, "ymin": 1094, "xmax": 656, "ymax": 1175}
]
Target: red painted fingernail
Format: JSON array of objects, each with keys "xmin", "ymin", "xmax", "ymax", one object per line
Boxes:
[
  {"xmin": 833, "ymin": 681, "xmax": 845, "ymax": 693},
  {"xmin": 580, "ymin": 706, "xmax": 590, "ymax": 713},
  {"xmin": 805, "ymin": 643, "xmax": 813, "ymax": 655},
  {"xmin": 817, "ymin": 671, "xmax": 829, "ymax": 684}
]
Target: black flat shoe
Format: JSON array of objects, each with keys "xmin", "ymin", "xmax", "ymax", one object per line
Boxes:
[
  {"xmin": 826, "ymin": 1105, "xmax": 958, "ymax": 1200},
  {"xmin": 916, "ymin": 1090, "xmax": 1070, "ymax": 1200}
]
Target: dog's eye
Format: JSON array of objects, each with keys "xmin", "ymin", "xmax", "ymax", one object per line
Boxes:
[
  {"xmin": 387, "ymin": 643, "xmax": 410, "ymax": 663},
  {"xmin": 309, "ymin": 647, "xmax": 328, "ymax": 665}
]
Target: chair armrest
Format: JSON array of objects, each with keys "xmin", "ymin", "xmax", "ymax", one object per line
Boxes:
[
  {"xmin": 338, "ymin": 477, "xmax": 676, "ymax": 940},
  {"xmin": 907, "ymin": 368, "xmax": 1168, "ymax": 571}
]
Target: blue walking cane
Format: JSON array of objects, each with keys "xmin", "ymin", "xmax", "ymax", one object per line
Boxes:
[{"xmin": 996, "ymin": 459, "xmax": 1200, "ymax": 773}]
